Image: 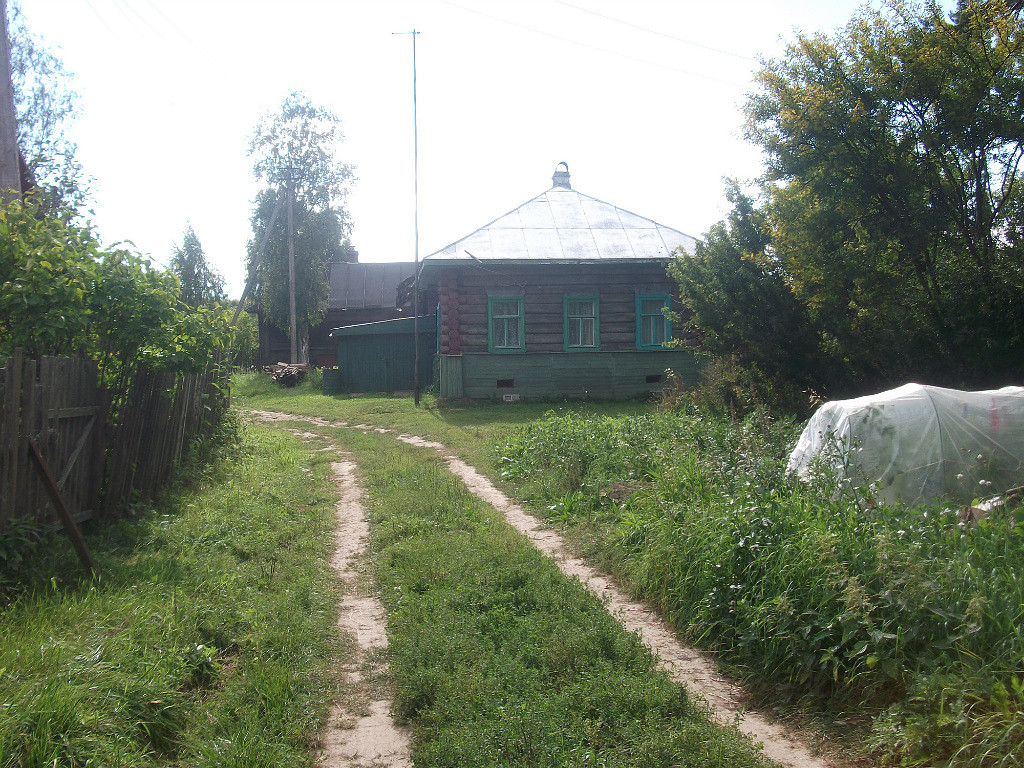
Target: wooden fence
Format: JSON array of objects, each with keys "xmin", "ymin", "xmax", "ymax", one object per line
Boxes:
[{"xmin": 0, "ymin": 350, "xmax": 229, "ymax": 529}]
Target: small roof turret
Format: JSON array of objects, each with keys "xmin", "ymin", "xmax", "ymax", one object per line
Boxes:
[{"xmin": 552, "ymin": 161, "xmax": 571, "ymax": 189}]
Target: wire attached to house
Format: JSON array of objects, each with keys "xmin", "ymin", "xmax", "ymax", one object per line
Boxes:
[{"xmin": 465, "ymin": 251, "xmax": 528, "ymax": 288}]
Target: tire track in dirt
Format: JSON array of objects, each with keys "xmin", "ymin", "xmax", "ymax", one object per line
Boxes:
[
  {"xmin": 250, "ymin": 411, "xmax": 834, "ymax": 768},
  {"xmin": 275, "ymin": 422, "xmax": 411, "ymax": 768},
  {"xmin": 320, "ymin": 457, "xmax": 412, "ymax": 768}
]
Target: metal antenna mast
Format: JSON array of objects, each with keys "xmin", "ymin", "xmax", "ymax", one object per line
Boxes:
[{"xmin": 394, "ymin": 28, "xmax": 421, "ymax": 406}]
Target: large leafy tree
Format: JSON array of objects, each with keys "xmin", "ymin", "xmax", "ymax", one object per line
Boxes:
[
  {"xmin": 246, "ymin": 91, "xmax": 354, "ymax": 363},
  {"xmin": 677, "ymin": 0, "xmax": 1024, "ymax": 396},
  {"xmin": 170, "ymin": 225, "xmax": 225, "ymax": 308},
  {"xmin": 669, "ymin": 182, "xmax": 827, "ymax": 392},
  {"xmin": 8, "ymin": 0, "xmax": 89, "ymax": 216}
]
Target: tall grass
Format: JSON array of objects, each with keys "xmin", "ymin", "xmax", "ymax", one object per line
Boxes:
[
  {"xmin": 497, "ymin": 406, "xmax": 1024, "ymax": 767},
  {"xmin": 0, "ymin": 422, "xmax": 341, "ymax": 767},
  {"xmin": 342, "ymin": 429, "xmax": 773, "ymax": 768}
]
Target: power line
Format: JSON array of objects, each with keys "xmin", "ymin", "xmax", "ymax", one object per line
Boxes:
[
  {"xmin": 82, "ymin": 0, "xmax": 130, "ymax": 49},
  {"xmin": 436, "ymin": 0, "xmax": 749, "ymax": 88},
  {"xmin": 139, "ymin": 0, "xmax": 222, "ymax": 67},
  {"xmin": 553, "ymin": 0, "xmax": 757, "ymax": 62}
]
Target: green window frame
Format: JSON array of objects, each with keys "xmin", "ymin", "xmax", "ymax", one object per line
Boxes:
[
  {"xmin": 564, "ymin": 295, "xmax": 600, "ymax": 351},
  {"xmin": 488, "ymin": 296, "xmax": 525, "ymax": 353},
  {"xmin": 636, "ymin": 294, "xmax": 671, "ymax": 350}
]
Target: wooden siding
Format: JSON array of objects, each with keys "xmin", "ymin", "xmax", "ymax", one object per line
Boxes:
[
  {"xmin": 435, "ymin": 263, "xmax": 683, "ymax": 354},
  {"xmin": 258, "ymin": 307, "xmax": 405, "ymax": 368},
  {"xmin": 440, "ymin": 350, "xmax": 701, "ymax": 400},
  {"xmin": 439, "ymin": 354, "xmax": 464, "ymax": 398}
]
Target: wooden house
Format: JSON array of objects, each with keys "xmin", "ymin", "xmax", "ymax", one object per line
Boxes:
[{"xmin": 419, "ymin": 164, "xmax": 702, "ymax": 400}]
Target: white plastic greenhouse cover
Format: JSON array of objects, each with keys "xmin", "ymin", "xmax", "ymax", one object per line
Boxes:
[{"xmin": 787, "ymin": 383, "xmax": 1024, "ymax": 506}]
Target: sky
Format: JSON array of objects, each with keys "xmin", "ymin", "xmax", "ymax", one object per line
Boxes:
[{"xmin": 17, "ymin": 0, "xmax": 884, "ymax": 296}]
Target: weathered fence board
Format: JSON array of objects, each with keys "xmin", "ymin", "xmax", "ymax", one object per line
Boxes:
[{"xmin": 1, "ymin": 353, "xmax": 229, "ymax": 529}]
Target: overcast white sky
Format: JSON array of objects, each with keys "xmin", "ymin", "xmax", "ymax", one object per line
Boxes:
[{"xmin": 19, "ymin": 0, "xmax": 883, "ymax": 295}]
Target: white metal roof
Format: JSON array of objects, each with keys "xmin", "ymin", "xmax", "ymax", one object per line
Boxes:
[{"xmin": 423, "ymin": 171, "xmax": 697, "ymax": 266}]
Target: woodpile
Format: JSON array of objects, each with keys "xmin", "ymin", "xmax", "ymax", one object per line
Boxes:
[{"xmin": 264, "ymin": 362, "xmax": 309, "ymax": 387}]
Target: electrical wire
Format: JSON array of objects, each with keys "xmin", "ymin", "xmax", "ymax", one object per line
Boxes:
[
  {"xmin": 553, "ymin": 0, "xmax": 757, "ymax": 62},
  {"xmin": 436, "ymin": 0, "xmax": 750, "ymax": 88}
]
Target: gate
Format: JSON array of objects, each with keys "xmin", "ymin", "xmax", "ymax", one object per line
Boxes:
[{"xmin": 1, "ymin": 352, "xmax": 107, "ymax": 526}]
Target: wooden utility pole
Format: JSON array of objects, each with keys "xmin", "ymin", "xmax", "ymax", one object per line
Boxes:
[
  {"xmin": 231, "ymin": 193, "xmax": 284, "ymax": 327},
  {"xmin": 287, "ymin": 163, "xmax": 298, "ymax": 364},
  {"xmin": 412, "ymin": 29, "xmax": 420, "ymax": 406},
  {"xmin": 0, "ymin": 0, "xmax": 21, "ymax": 201}
]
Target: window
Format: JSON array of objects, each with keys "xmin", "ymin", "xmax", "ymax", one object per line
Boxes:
[
  {"xmin": 488, "ymin": 296, "xmax": 525, "ymax": 353},
  {"xmin": 564, "ymin": 296, "xmax": 599, "ymax": 351},
  {"xmin": 636, "ymin": 294, "xmax": 671, "ymax": 349}
]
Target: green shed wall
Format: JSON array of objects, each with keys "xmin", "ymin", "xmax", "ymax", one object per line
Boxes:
[
  {"xmin": 439, "ymin": 351, "xmax": 700, "ymax": 400},
  {"xmin": 334, "ymin": 332, "xmax": 435, "ymax": 392}
]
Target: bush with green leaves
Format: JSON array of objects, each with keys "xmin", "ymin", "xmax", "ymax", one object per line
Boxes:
[{"xmin": 0, "ymin": 198, "xmax": 233, "ymax": 382}]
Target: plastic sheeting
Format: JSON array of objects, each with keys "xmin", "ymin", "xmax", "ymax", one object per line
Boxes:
[{"xmin": 787, "ymin": 384, "xmax": 1024, "ymax": 506}]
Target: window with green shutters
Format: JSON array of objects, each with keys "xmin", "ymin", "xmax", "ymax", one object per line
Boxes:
[
  {"xmin": 488, "ymin": 296, "xmax": 525, "ymax": 353},
  {"xmin": 564, "ymin": 296, "xmax": 599, "ymax": 351},
  {"xmin": 636, "ymin": 294, "xmax": 671, "ymax": 349}
]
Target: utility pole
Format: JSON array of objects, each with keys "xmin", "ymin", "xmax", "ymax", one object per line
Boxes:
[
  {"xmin": 287, "ymin": 162, "xmax": 298, "ymax": 364},
  {"xmin": 394, "ymin": 28, "xmax": 421, "ymax": 405},
  {"xmin": 231, "ymin": 193, "xmax": 284, "ymax": 327},
  {"xmin": 0, "ymin": 0, "xmax": 21, "ymax": 201}
]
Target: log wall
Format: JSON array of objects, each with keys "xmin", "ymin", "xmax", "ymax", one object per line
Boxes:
[{"xmin": 436, "ymin": 262, "xmax": 683, "ymax": 354}]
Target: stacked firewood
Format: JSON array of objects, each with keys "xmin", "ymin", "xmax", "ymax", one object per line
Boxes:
[{"xmin": 263, "ymin": 362, "xmax": 309, "ymax": 387}]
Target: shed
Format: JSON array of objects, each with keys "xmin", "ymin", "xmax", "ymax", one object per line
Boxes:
[
  {"xmin": 327, "ymin": 314, "xmax": 436, "ymax": 393},
  {"xmin": 255, "ymin": 260, "xmax": 427, "ymax": 368}
]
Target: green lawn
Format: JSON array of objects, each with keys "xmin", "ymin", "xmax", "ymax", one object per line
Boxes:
[
  {"xmin": 0, "ymin": 420, "xmax": 342, "ymax": 767},
  {"xmin": 230, "ymin": 371, "xmax": 651, "ymax": 472},
  {"xmin": 233, "ymin": 375, "xmax": 1024, "ymax": 768},
  {"xmin": 0, "ymin": 378, "xmax": 785, "ymax": 767},
  {"xmin": 287, "ymin": 419, "xmax": 774, "ymax": 767}
]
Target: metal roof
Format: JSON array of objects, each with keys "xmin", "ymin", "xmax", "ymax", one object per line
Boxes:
[
  {"xmin": 329, "ymin": 314, "xmax": 436, "ymax": 337},
  {"xmin": 422, "ymin": 169, "xmax": 697, "ymax": 267},
  {"xmin": 328, "ymin": 262, "xmax": 417, "ymax": 310}
]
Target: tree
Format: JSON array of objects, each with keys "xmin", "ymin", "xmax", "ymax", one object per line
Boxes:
[
  {"xmin": 668, "ymin": 182, "xmax": 828, "ymax": 393},
  {"xmin": 246, "ymin": 92, "xmax": 354, "ymax": 363},
  {"xmin": 170, "ymin": 225, "xmax": 225, "ymax": 308},
  {"xmin": 676, "ymin": 0, "xmax": 1024, "ymax": 398},
  {"xmin": 8, "ymin": 0, "xmax": 89, "ymax": 216}
]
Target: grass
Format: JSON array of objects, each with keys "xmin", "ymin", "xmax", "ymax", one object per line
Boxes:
[
  {"xmin": 0, "ymin": 418, "xmax": 342, "ymax": 767},
  {"xmin": 328, "ymin": 425, "xmax": 774, "ymax": 767},
  {"xmin": 495, "ymin": 406, "xmax": 1024, "ymax": 768},
  {"xmin": 230, "ymin": 370, "xmax": 651, "ymax": 471},
  {"xmin": 214, "ymin": 374, "xmax": 1023, "ymax": 765}
]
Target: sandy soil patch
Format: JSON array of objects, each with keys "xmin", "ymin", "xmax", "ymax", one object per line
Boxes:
[{"xmin": 318, "ymin": 457, "xmax": 412, "ymax": 768}]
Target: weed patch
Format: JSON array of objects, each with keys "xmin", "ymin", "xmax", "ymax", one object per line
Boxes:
[
  {"xmin": 497, "ymin": 407, "xmax": 1024, "ymax": 767},
  {"xmin": 0, "ymin": 423, "xmax": 340, "ymax": 767}
]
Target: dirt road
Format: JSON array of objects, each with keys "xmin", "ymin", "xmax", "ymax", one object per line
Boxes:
[{"xmin": 252, "ymin": 410, "xmax": 837, "ymax": 768}]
